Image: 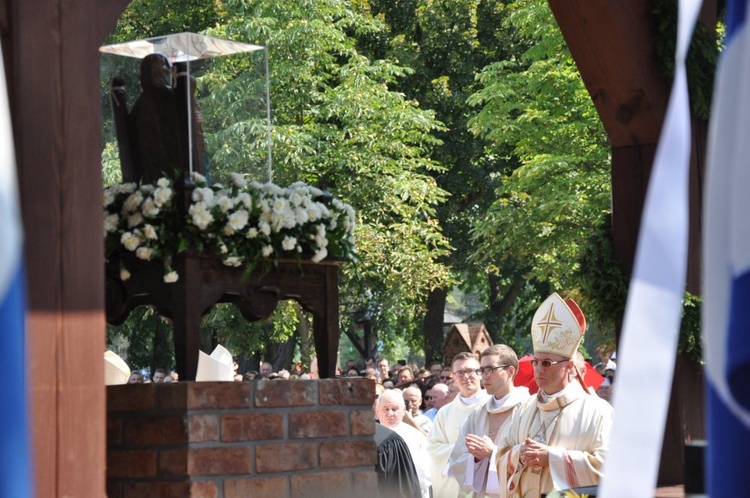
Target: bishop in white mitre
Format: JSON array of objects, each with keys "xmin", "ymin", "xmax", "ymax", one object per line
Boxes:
[{"xmin": 495, "ymin": 293, "xmax": 613, "ymax": 498}]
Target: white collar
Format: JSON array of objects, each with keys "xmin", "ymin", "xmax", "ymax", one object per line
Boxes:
[{"xmin": 459, "ymin": 390, "xmax": 485, "ymax": 406}]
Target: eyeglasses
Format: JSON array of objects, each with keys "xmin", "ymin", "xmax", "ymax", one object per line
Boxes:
[
  {"xmin": 479, "ymin": 365, "xmax": 509, "ymax": 375},
  {"xmin": 529, "ymin": 358, "xmax": 568, "ymax": 368},
  {"xmin": 453, "ymin": 369, "xmax": 481, "ymax": 378}
]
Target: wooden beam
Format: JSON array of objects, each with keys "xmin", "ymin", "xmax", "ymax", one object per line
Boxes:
[
  {"xmin": 547, "ymin": 0, "xmax": 671, "ymax": 148},
  {"xmin": 8, "ymin": 1, "xmax": 129, "ymax": 496}
]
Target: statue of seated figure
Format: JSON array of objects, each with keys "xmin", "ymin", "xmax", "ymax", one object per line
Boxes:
[{"xmin": 111, "ymin": 53, "xmax": 205, "ymax": 183}]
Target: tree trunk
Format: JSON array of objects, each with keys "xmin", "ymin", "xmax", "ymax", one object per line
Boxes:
[
  {"xmin": 152, "ymin": 319, "xmax": 174, "ymax": 374},
  {"xmin": 273, "ymin": 333, "xmax": 297, "ymax": 373},
  {"xmin": 487, "ymin": 275, "xmax": 525, "ymax": 344},
  {"xmin": 297, "ymin": 303, "xmax": 315, "ymax": 372},
  {"xmin": 423, "ymin": 287, "xmax": 448, "ymax": 363}
]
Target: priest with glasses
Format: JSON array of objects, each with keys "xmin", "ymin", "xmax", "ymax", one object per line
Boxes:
[{"xmin": 495, "ymin": 293, "xmax": 613, "ymax": 498}]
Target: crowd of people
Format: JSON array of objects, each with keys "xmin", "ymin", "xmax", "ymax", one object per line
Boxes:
[
  {"xmin": 118, "ymin": 292, "xmax": 616, "ymax": 497},
  {"xmin": 370, "ymin": 292, "xmax": 615, "ymax": 498},
  {"xmin": 126, "ymin": 367, "xmax": 178, "ymax": 384}
]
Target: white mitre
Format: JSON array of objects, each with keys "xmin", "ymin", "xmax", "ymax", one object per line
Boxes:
[
  {"xmin": 104, "ymin": 350, "xmax": 131, "ymax": 385},
  {"xmin": 531, "ymin": 293, "xmax": 586, "ymax": 358}
]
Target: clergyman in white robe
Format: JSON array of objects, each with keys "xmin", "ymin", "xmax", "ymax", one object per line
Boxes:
[
  {"xmin": 448, "ymin": 386, "xmax": 531, "ymax": 497},
  {"xmin": 496, "ymin": 381, "xmax": 613, "ymax": 497},
  {"xmin": 427, "ymin": 390, "xmax": 489, "ymax": 498},
  {"xmin": 392, "ymin": 422, "xmax": 432, "ymax": 498}
]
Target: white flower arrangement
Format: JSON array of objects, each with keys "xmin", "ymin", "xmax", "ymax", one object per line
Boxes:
[{"xmin": 104, "ymin": 172, "xmax": 356, "ymax": 282}]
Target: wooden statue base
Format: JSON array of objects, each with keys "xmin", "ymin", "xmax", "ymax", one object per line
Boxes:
[{"xmin": 106, "ymin": 251, "xmax": 341, "ymax": 380}]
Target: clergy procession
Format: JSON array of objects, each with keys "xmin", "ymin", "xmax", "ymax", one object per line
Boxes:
[{"xmin": 372, "ymin": 293, "xmax": 614, "ymax": 498}]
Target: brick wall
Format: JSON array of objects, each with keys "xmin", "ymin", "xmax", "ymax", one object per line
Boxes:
[{"xmin": 107, "ymin": 379, "xmax": 379, "ymax": 498}]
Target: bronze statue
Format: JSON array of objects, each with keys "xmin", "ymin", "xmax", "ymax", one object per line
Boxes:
[{"xmin": 110, "ymin": 53, "xmax": 206, "ymax": 183}]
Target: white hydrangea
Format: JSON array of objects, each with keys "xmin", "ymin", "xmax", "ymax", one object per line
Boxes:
[
  {"xmin": 307, "ymin": 205, "xmax": 322, "ymax": 222},
  {"xmin": 192, "ymin": 187, "xmax": 214, "ymax": 204},
  {"xmin": 272, "ymin": 197, "xmax": 289, "ymax": 214},
  {"xmin": 282, "ymin": 236, "xmax": 297, "ymax": 251},
  {"xmin": 231, "ymin": 172, "xmax": 247, "ymax": 188},
  {"xmin": 120, "ymin": 232, "xmax": 140, "ymax": 251},
  {"xmin": 315, "ymin": 233, "xmax": 328, "ymax": 248},
  {"xmin": 191, "ymin": 172, "xmax": 206, "ymax": 184},
  {"xmin": 246, "ymin": 227, "xmax": 259, "ymax": 239},
  {"xmin": 311, "ymin": 247, "xmax": 328, "ymax": 263},
  {"xmin": 259, "ymin": 198, "xmax": 271, "ymax": 214},
  {"xmin": 136, "ymin": 247, "xmax": 153, "ymax": 260},
  {"xmin": 123, "ymin": 191, "xmax": 143, "ymax": 213},
  {"xmin": 163, "ymin": 271, "xmax": 179, "ymax": 283},
  {"xmin": 259, "ymin": 221, "xmax": 271, "ymax": 236},
  {"xmin": 157, "ymin": 177, "xmax": 170, "ymax": 188},
  {"xmin": 153, "ymin": 186, "xmax": 172, "ymax": 207},
  {"xmin": 103, "ymin": 189, "xmax": 115, "ymax": 208},
  {"xmin": 141, "ymin": 198, "xmax": 160, "ymax": 217},
  {"xmin": 127, "ymin": 212, "xmax": 144, "ymax": 228},
  {"xmin": 104, "ymin": 214, "xmax": 119, "ymax": 233},
  {"xmin": 189, "ymin": 202, "xmax": 214, "ymax": 230},
  {"xmin": 281, "ymin": 210, "xmax": 297, "ymax": 229},
  {"xmin": 294, "ymin": 207, "xmax": 309, "ymax": 225},
  {"xmin": 223, "ymin": 256, "xmax": 243, "ymax": 267},
  {"xmin": 261, "ymin": 245, "xmax": 274, "ymax": 257},
  {"xmin": 217, "ymin": 195, "xmax": 234, "ymax": 212},
  {"xmin": 143, "ymin": 224, "xmax": 158, "ymax": 240},
  {"xmin": 228, "ymin": 209, "xmax": 249, "ymax": 231},
  {"xmin": 263, "ymin": 183, "xmax": 283, "ymax": 196},
  {"xmin": 236, "ymin": 192, "xmax": 252, "ymax": 209},
  {"xmin": 116, "ymin": 183, "xmax": 137, "ymax": 194}
]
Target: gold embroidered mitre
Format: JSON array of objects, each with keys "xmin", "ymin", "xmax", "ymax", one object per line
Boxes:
[{"xmin": 531, "ymin": 293, "xmax": 586, "ymax": 358}]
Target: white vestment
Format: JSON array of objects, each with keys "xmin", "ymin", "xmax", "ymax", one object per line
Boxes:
[
  {"xmin": 496, "ymin": 382, "xmax": 613, "ymax": 498},
  {"xmin": 427, "ymin": 390, "xmax": 489, "ymax": 498},
  {"xmin": 449, "ymin": 387, "xmax": 531, "ymax": 497},
  {"xmin": 392, "ymin": 422, "xmax": 432, "ymax": 498},
  {"xmin": 414, "ymin": 411, "xmax": 434, "ymax": 433}
]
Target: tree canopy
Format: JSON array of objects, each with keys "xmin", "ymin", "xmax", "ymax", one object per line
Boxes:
[
  {"xmin": 104, "ymin": 0, "xmax": 454, "ymax": 369},
  {"xmin": 104, "ymin": 0, "xmax": 621, "ymax": 371}
]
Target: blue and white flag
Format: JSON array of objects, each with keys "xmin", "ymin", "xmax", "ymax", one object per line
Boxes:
[
  {"xmin": 0, "ymin": 41, "xmax": 33, "ymax": 497},
  {"xmin": 703, "ymin": 0, "xmax": 750, "ymax": 496}
]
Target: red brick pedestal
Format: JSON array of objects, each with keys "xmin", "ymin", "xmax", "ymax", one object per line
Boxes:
[{"xmin": 106, "ymin": 379, "xmax": 378, "ymax": 498}]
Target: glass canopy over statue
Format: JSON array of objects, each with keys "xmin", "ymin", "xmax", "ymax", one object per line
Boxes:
[{"xmin": 101, "ymin": 32, "xmax": 266, "ymax": 183}]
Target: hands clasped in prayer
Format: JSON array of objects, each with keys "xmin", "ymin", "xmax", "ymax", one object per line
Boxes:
[
  {"xmin": 520, "ymin": 438, "xmax": 549, "ymax": 469},
  {"xmin": 465, "ymin": 433, "xmax": 494, "ymax": 460}
]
